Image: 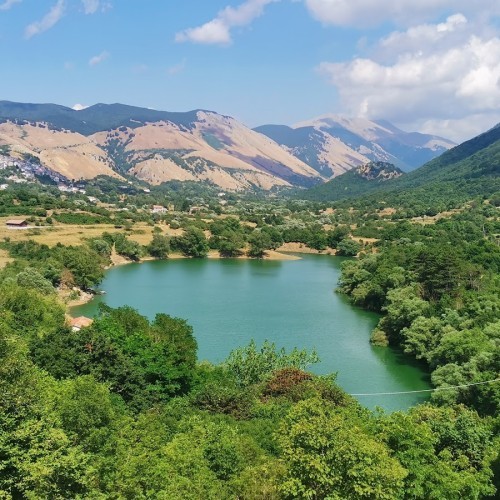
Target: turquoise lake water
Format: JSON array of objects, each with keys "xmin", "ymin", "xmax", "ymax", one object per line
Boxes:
[{"xmin": 72, "ymin": 254, "xmax": 431, "ymax": 411}]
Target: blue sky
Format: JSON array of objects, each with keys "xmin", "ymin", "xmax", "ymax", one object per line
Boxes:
[{"xmin": 1, "ymin": 0, "xmax": 500, "ymax": 141}]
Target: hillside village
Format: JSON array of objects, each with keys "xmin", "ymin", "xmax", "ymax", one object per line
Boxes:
[{"xmin": 0, "ymin": 151, "xmax": 70, "ymax": 188}]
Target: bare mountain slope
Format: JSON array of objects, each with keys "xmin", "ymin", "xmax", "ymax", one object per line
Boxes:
[
  {"xmin": 0, "ymin": 121, "xmax": 118, "ymax": 180},
  {"xmin": 256, "ymin": 115, "xmax": 455, "ymax": 177},
  {"xmin": 293, "ymin": 115, "xmax": 455, "ymax": 171},
  {"xmin": 0, "ymin": 101, "xmax": 323, "ymax": 190}
]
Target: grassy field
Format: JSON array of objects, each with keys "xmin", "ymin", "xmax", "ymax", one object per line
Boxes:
[{"xmin": 0, "ymin": 218, "xmax": 183, "ymax": 248}]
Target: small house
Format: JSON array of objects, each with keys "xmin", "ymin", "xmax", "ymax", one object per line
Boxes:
[
  {"xmin": 152, "ymin": 205, "xmax": 168, "ymax": 214},
  {"xmin": 6, "ymin": 219, "xmax": 28, "ymax": 228}
]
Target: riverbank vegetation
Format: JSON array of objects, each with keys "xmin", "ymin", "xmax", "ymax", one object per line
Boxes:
[{"xmin": 338, "ymin": 204, "xmax": 500, "ymax": 417}]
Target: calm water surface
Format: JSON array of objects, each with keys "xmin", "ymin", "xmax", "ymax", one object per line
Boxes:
[{"xmin": 73, "ymin": 254, "xmax": 430, "ymax": 411}]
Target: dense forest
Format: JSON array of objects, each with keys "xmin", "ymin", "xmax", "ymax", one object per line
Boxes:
[{"xmin": 1, "ymin": 284, "xmax": 498, "ymax": 498}]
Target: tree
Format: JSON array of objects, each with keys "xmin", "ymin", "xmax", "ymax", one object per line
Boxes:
[
  {"xmin": 224, "ymin": 340, "xmax": 319, "ymax": 387},
  {"xmin": 147, "ymin": 232, "xmax": 170, "ymax": 259},
  {"xmin": 16, "ymin": 267, "xmax": 54, "ymax": 295},
  {"xmin": 378, "ymin": 285, "xmax": 430, "ymax": 344},
  {"xmin": 336, "ymin": 238, "xmax": 362, "ymax": 256},
  {"xmin": 217, "ymin": 230, "xmax": 246, "ymax": 257},
  {"xmin": 58, "ymin": 246, "xmax": 105, "ymax": 289},
  {"xmin": 247, "ymin": 231, "xmax": 273, "ymax": 258},
  {"xmin": 278, "ymin": 399, "xmax": 407, "ymax": 499},
  {"xmin": 174, "ymin": 227, "xmax": 209, "ymax": 258},
  {"xmin": 378, "ymin": 405, "xmax": 496, "ymax": 499},
  {"xmin": 113, "ymin": 234, "xmax": 143, "ymax": 261}
]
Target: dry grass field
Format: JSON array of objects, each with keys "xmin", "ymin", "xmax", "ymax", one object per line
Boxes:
[{"xmin": 0, "ymin": 218, "xmax": 183, "ymax": 249}]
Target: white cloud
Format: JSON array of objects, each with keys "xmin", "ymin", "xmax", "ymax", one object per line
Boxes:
[
  {"xmin": 304, "ymin": 0, "xmax": 500, "ymax": 27},
  {"xmin": 176, "ymin": 0, "xmax": 278, "ymax": 45},
  {"xmin": 379, "ymin": 13, "xmax": 468, "ymax": 56},
  {"xmin": 25, "ymin": 0, "xmax": 65, "ymax": 38},
  {"xmin": 318, "ymin": 26, "xmax": 500, "ymax": 141},
  {"xmin": 0, "ymin": 0, "xmax": 21, "ymax": 11},
  {"xmin": 72, "ymin": 103, "xmax": 89, "ymax": 111},
  {"xmin": 89, "ymin": 50, "xmax": 110, "ymax": 66},
  {"xmin": 177, "ymin": 19, "xmax": 231, "ymax": 45}
]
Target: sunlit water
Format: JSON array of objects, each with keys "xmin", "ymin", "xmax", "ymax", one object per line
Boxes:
[{"xmin": 73, "ymin": 254, "xmax": 430, "ymax": 411}]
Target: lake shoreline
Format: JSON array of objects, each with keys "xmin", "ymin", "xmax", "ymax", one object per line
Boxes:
[
  {"xmin": 65, "ymin": 248, "xmax": 315, "ymax": 310},
  {"xmin": 70, "ymin": 254, "xmax": 431, "ymax": 411}
]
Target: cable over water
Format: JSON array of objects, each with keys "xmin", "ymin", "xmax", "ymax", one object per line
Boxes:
[{"xmin": 350, "ymin": 377, "xmax": 500, "ymax": 397}]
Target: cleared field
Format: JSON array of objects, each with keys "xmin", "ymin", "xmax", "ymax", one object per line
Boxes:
[{"xmin": 0, "ymin": 218, "xmax": 183, "ymax": 247}]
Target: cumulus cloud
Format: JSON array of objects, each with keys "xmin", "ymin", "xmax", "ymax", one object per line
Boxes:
[
  {"xmin": 25, "ymin": 0, "xmax": 65, "ymax": 38},
  {"xmin": 176, "ymin": 0, "xmax": 279, "ymax": 45},
  {"xmin": 318, "ymin": 18, "xmax": 500, "ymax": 142},
  {"xmin": 89, "ymin": 50, "xmax": 110, "ymax": 66},
  {"xmin": 0, "ymin": 0, "xmax": 21, "ymax": 11},
  {"xmin": 304, "ymin": 0, "xmax": 500, "ymax": 28},
  {"xmin": 378, "ymin": 13, "xmax": 468, "ymax": 58},
  {"xmin": 72, "ymin": 103, "xmax": 89, "ymax": 111}
]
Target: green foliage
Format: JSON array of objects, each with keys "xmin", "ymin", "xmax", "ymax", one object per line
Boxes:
[
  {"xmin": 2, "ymin": 239, "xmax": 105, "ymax": 290},
  {"xmin": 224, "ymin": 339, "xmax": 319, "ymax": 387},
  {"xmin": 172, "ymin": 226, "xmax": 210, "ymax": 258},
  {"xmin": 247, "ymin": 230, "xmax": 273, "ymax": 257},
  {"xmin": 278, "ymin": 399, "xmax": 407, "ymax": 499},
  {"xmin": 0, "ymin": 283, "xmax": 65, "ymax": 338},
  {"xmin": 31, "ymin": 306, "xmax": 198, "ymax": 411},
  {"xmin": 300, "ymin": 161, "xmax": 404, "ymax": 202},
  {"xmin": 113, "ymin": 233, "xmax": 143, "ymax": 261},
  {"xmin": 377, "ymin": 404, "xmax": 496, "ymax": 499},
  {"xmin": 15, "ymin": 267, "xmax": 54, "ymax": 294},
  {"xmin": 0, "ymin": 174, "xmax": 499, "ymax": 497},
  {"xmin": 336, "ymin": 238, "xmax": 361, "ymax": 256},
  {"xmin": 338, "ymin": 208, "xmax": 500, "ymax": 416},
  {"xmin": 147, "ymin": 231, "xmax": 170, "ymax": 258},
  {"xmin": 58, "ymin": 245, "xmax": 105, "ymax": 288}
]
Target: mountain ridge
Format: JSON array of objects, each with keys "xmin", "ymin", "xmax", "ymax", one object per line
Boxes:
[
  {"xmin": 299, "ymin": 161, "xmax": 404, "ymax": 201},
  {"xmin": 0, "ymin": 100, "xmax": 456, "ymax": 192},
  {"xmin": 0, "ymin": 101, "xmax": 322, "ymax": 190},
  {"xmin": 300, "ymin": 123, "xmax": 500, "ymax": 203},
  {"xmin": 256, "ymin": 114, "xmax": 455, "ymax": 175}
]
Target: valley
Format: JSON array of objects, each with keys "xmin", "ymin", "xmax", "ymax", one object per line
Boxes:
[{"xmin": 0, "ymin": 101, "xmax": 498, "ymax": 500}]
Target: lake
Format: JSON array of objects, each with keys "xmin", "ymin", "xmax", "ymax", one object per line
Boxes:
[{"xmin": 72, "ymin": 254, "xmax": 431, "ymax": 411}]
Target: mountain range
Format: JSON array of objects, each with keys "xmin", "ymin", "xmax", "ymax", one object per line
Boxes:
[
  {"xmin": 0, "ymin": 100, "xmax": 455, "ymax": 190},
  {"xmin": 302, "ymin": 123, "xmax": 500, "ymax": 202},
  {"xmin": 255, "ymin": 115, "xmax": 455, "ymax": 176}
]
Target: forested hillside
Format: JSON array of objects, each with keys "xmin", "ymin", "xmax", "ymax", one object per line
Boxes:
[
  {"xmin": 299, "ymin": 161, "xmax": 403, "ymax": 201},
  {"xmin": 301, "ymin": 124, "xmax": 500, "ymax": 207}
]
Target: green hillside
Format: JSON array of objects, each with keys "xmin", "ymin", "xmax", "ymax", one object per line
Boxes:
[
  {"xmin": 300, "ymin": 162, "xmax": 403, "ymax": 201},
  {"xmin": 300, "ymin": 125, "xmax": 500, "ymax": 205}
]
